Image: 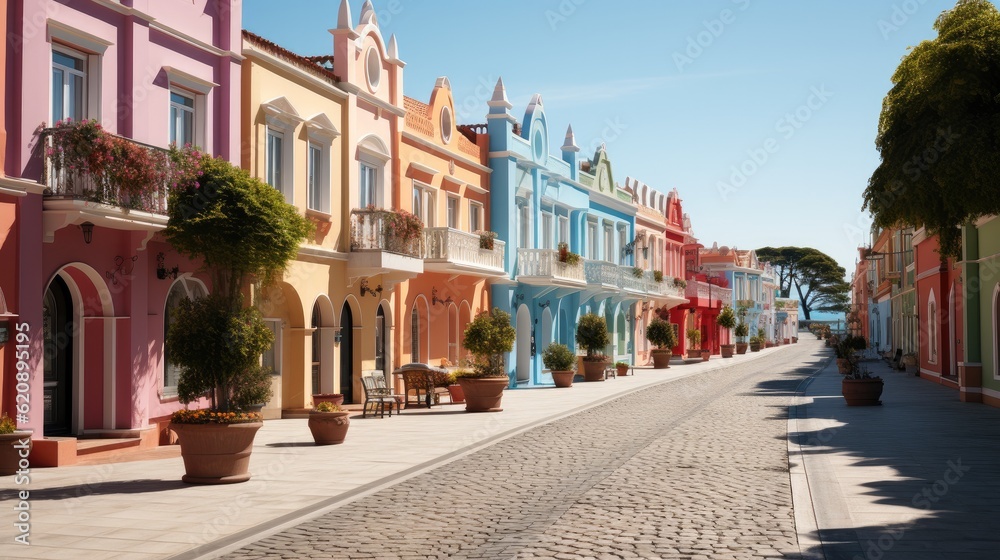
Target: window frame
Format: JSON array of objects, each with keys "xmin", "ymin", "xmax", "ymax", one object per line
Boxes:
[
  {"xmin": 169, "ymin": 88, "xmax": 196, "ymax": 147},
  {"xmin": 469, "ymin": 201, "xmax": 483, "ymax": 233},
  {"xmin": 307, "ymin": 140, "xmax": 331, "ymax": 214},
  {"xmin": 51, "ymin": 44, "xmax": 89, "ymax": 124},
  {"xmin": 162, "ymin": 277, "xmax": 208, "ymax": 397},
  {"xmin": 446, "ymin": 195, "xmax": 460, "ymax": 229},
  {"xmin": 412, "ymin": 181, "xmax": 435, "ymax": 227}
]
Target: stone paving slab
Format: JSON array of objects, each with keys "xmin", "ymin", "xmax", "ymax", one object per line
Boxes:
[
  {"xmin": 221, "ymin": 343, "xmax": 825, "ymax": 560},
  {"xmin": 0, "ymin": 347, "xmax": 783, "ymax": 560},
  {"xmin": 791, "ymin": 355, "xmax": 1000, "ymax": 560}
]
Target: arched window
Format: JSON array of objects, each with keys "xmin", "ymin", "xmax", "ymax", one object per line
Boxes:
[
  {"xmin": 411, "ymin": 307, "xmax": 420, "ymax": 364},
  {"xmin": 928, "ymin": 291, "xmax": 938, "ymax": 364},
  {"xmin": 163, "ymin": 278, "xmax": 208, "ymax": 395}
]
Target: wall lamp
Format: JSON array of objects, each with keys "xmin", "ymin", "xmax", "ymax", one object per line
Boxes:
[
  {"xmin": 360, "ymin": 279, "xmax": 383, "ymax": 298},
  {"xmin": 334, "ymin": 330, "xmax": 342, "ymax": 344},
  {"xmin": 80, "ymin": 222, "xmax": 94, "ymax": 244},
  {"xmin": 431, "ymin": 287, "xmax": 453, "ymax": 306},
  {"xmin": 537, "ymin": 300, "xmax": 550, "ymax": 309}
]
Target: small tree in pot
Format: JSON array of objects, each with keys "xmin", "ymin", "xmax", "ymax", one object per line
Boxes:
[
  {"xmin": 542, "ymin": 343, "xmax": 577, "ymax": 388},
  {"xmin": 646, "ymin": 318, "xmax": 677, "ymax": 369},
  {"xmin": 686, "ymin": 328, "xmax": 702, "ymax": 360},
  {"xmin": 734, "ymin": 323, "xmax": 750, "ymax": 354},
  {"xmin": 716, "ymin": 305, "xmax": 737, "ymax": 358},
  {"xmin": 164, "ymin": 154, "xmax": 311, "ymax": 484},
  {"xmin": 576, "ymin": 313, "xmax": 611, "ymax": 382},
  {"xmin": 457, "ymin": 308, "xmax": 516, "ymax": 412}
]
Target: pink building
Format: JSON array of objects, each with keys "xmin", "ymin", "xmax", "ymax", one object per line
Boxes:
[{"xmin": 3, "ymin": 0, "xmax": 241, "ymax": 465}]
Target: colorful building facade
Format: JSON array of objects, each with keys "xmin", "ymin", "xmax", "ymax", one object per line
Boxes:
[{"xmin": 4, "ymin": 0, "xmax": 241, "ymax": 461}]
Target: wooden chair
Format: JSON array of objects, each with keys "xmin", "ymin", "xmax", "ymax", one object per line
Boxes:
[{"xmin": 361, "ymin": 375, "xmax": 402, "ymax": 418}]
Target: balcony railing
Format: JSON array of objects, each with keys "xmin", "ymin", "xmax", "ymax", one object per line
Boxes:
[
  {"xmin": 517, "ymin": 249, "xmax": 585, "ymax": 283},
  {"xmin": 350, "ymin": 208, "xmax": 422, "ymax": 258},
  {"xmin": 685, "ymin": 280, "xmax": 733, "ymax": 304},
  {"xmin": 585, "ymin": 260, "xmax": 621, "ymax": 286},
  {"xmin": 424, "ymin": 227, "xmax": 505, "ymax": 271},
  {"xmin": 40, "ymin": 127, "xmax": 171, "ymax": 214}
]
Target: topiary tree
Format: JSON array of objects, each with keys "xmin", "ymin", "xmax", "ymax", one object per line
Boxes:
[
  {"xmin": 462, "ymin": 308, "xmax": 517, "ymax": 378},
  {"xmin": 164, "ymin": 155, "xmax": 312, "ymax": 413},
  {"xmin": 541, "ymin": 343, "xmax": 576, "ymax": 372},
  {"xmin": 646, "ymin": 318, "xmax": 677, "ymax": 351},
  {"xmin": 576, "ymin": 313, "xmax": 611, "ymax": 361},
  {"xmin": 716, "ymin": 305, "xmax": 737, "ymax": 330}
]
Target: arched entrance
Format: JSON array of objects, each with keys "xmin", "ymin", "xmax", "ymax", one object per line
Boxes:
[
  {"xmin": 311, "ymin": 296, "xmax": 335, "ymax": 395},
  {"xmin": 375, "ymin": 304, "xmax": 387, "ymax": 374},
  {"xmin": 339, "ymin": 303, "xmax": 354, "ymax": 403},
  {"xmin": 43, "ymin": 276, "xmax": 73, "ymax": 435},
  {"xmin": 515, "ymin": 304, "xmax": 530, "ymax": 384},
  {"xmin": 540, "ymin": 308, "xmax": 552, "ymax": 351}
]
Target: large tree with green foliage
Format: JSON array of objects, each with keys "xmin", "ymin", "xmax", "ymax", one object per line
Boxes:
[
  {"xmin": 863, "ymin": 0, "xmax": 1000, "ymax": 259},
  {"xmin": 164, "ymin": 155, "xmax": 312, "ymax": 412},
  {"xmin": 756, "ymin": 246, "xmax": 849, "ymax": 320}
]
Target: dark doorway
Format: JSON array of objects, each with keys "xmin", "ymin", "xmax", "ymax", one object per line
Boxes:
[
  {"xmin": 43, "ymin": 275, "xmax": 73, "ymax": 435},
  {"xmin": 339, "ymin": 304, "xmax": 354, "ymax": 403},
  {"xmin": 375, "ymin": 305, "xmax": 386, "ymax": 373}
]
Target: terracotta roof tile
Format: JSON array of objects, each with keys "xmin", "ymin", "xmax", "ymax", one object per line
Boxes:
[{"xmin": 242, "ymin": 30, "xmax": 340, "ymax": 85}]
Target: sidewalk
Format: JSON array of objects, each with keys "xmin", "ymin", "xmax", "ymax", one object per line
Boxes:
[
  {"xmin": 0, "ymin": 347, "xmax": 784, "ymax": 560},
  {"xmin": 790, "ymin": 355, "xmax": 1000, "ymax": 560}
]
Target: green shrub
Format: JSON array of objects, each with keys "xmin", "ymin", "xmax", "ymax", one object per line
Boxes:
[{"xmin": 542, "ymin": 343, "xmax": 577, "ymax": 371}]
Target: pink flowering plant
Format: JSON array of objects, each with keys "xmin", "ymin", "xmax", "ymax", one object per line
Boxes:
[{"xmin": 44, "ymin": 119, "xmax": 201, "ymax": 213}]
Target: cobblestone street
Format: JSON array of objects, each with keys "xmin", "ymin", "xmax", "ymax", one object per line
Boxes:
[{"xmin": 224, "ymin": 345, "xmax": 823, "ymax": 560}]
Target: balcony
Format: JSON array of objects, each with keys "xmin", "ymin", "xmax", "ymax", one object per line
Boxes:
[
  {"xmin": 516, "ymin": 248, "xmax": 586, "ymax": 287},
  {"xmin": 423, "ymin": 227, "xmax": 506, "ymax": 277},
  {"xmin": 685, "ymin": 280, "xmax": 733, "ymax": 307},
  {"xmin": 38, "ymin": 125, "xmax": 173, "ymax": 245},
  {"xmin": 579, "ymin": 262, "xmax": 688, "ymax": 304},
  {"xmin": 347, "ymin": 208, "xmax": 424, "ymax": 283}
]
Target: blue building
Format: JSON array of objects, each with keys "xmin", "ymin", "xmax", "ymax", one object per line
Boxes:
[{"xmin": 486, "ymin": 79, "xmax": 683, "ymax": 386}]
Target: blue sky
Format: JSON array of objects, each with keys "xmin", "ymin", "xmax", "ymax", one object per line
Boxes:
[{"xmin": 243, "ymin": 0, "xmax": 970, "ymax": 282}]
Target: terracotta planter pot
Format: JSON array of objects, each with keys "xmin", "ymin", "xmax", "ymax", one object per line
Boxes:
[
  {"xmin": 551, "ymin": 370, "xmax": 575, "ymax": 388},
  {"xmin": 447, "ymin": 384, "xmax": 466, "ymax": 403},
  {"xmin": 842, "ymin": 378, "xmax": 884, "ymax": 406},
  {"xmin": 582, "ymin": 360, "xmax": 607, "ymax": 382},
  {"xmin": 687, "ymin": 349, "xmax": 701, "ymax": 359},
  {"xmin": 651, "ymin": 351, "xmax": 671, "ymax": 369},
  {"xmin": 720, "ymin": 344, "xmax": 735, "ymax": 358},
  {"xmin": 735, "ymin": 343, "xmax": 748, "ymax": 355},
  {"xmin": 616, "ymin": 364, "xmax": 630, "ymax": 376},
  {"xmin": 701, "ymin": 350, "xmax": 710, "ymax": 362},
  {"xmin": 308, "ymin": 411, "xmax": 351, "ymax": 445},
  {"xmin": 0, "ymin": 432, "xmax": 32, "ymax": 476},
  {"xmin": 170, "ymin": 421, "xmax": 263, "ymax": 484},
  {"xmin": 765, "ymin": 341, "xmax": 775, "ymax": 348},
  {"xmin": 836, "ymin": 358, "xmax": 851, "ymax": 375},
  {"xmin": 784, "ymin": 338, "xmax": 791, "ymax": 345},
  {"xmin": 312, "ymin": 394, "xmax": 344, "ymax": 407},
  {"xmin": 457, "ymin": 377, "xmax": 508, "ymax": 412},
  {"xmin": 792, "ymin": 337, "xmax": 798, "ymax": 343},
  {"xmin": 750, "ymin": 343, "xmax": 761, "ymax": 352}
]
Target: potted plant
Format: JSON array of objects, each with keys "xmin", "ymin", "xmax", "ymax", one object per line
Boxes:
[
  {"xmin": 716, "ymin": 305, "xmax": 737, "ymax": 358},
  {"xmin": 557, "ymin": 242, "xmax": 581, "ymax": 266},
  {"xmin": 646, "ymin": 318, "xmax": 677, "ymax": 368},
  {"xmin": 734, "ymin": 323, "xmax": 750, "ymax": 354},
  {"xmin": 653, "ymin": 270, "xmax": 664, "ymax": 283},
  {"xmin": 308, "ymin": 401, "xmax": 351, "ymax": 445},
  {"xmin": 458, "ymin": 308, "xmax": 516, "ymax": 412},
  {"xmin": 749, "ymin": 334, "xmax": 762, "ymax": 352},
  {"xmin": 686, "ymin": 328, "xmax": 702, "ymax": 360},
  {"xmin": 842, "ymin": 365, "xmax": 883, "ymax": 406},
  {"xmin": 443, "ymin": 371, "xmax": 465, "ymax": 403},
  {"xmin": 901, "ymin": 353, "xmax": 918, "ymax": 374},
  {"xmin": 631, "ymin": 266, "xmax": 644, "ymax": 279},
  {"xmin": 672, "ymin": 277, "xmax": 687, "ymax": 289},
  {"xmin": 542, "ymin": 343, "xmax": 577, "ymax": 388},
  {"xmin": 477, "ymin": 230, "xmax": 497, "ymax": 251},
  {"xmin": 165, "ymin": 155, "xmax": 311, "ymax": 484},
  {"xmin": 577, "ymin": 313, "xmax": 611, "ymax": 382},
  {"xmin": 311, "ymin": 393, "xmax": 345, "ymax": 407},
  {"xmin": 833, "ymin": 336, "xmax": 854, "ymax": 374},
  {"xmin": 615, "ymin": 361, "xmax": 631, "ymax": 377},
  {"xmin": 0, "ymin": 414, "xmax": 31, "ymax": 476}
]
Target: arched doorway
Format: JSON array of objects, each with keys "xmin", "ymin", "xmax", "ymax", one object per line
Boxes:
[
  {"xmin": 339, "ymin": 303, "xmax": 354, "ymax": 403},
  {"xmin": 375, "ymin": 304, "xmax": 387, "ymax": 374},
  {"xmin": 43, "ymin": 276, "xmax": 73, "ymax": 435},
  {"xmin": 448, "ymin": 304, "xmax": 459, "ymax": 365},
  {"xmin": 311, "ymin": 296, "xmax": 335, "ymax": 395},
  {"xmin": 515, "ymin": 304, "xmax": 530, "ymax": 384},
  {"xmin": 540, "ymin": 308, "xmax": 553, "ymax": 351},
  {"xmin": 559, "ymin": 308, "xmax": 570, "ymax": 347}
]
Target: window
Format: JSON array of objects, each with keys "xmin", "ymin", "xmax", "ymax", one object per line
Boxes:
[
  {"xmin": 266, "ymin": 129, "xmax": 284, "ymax": 197},
  {"xmin": 163, "ymin": 278, "xmax": 208, "ymax": 395},
  {"xmin": 307, "ymin": 142, "xmax": 330, "ymax": 213},
  {"xmin": 412, "ymin": 183, "xmax": 435, "ymax": 226},
  {"xmin": 470, "ymin": 201, "xmax": 483, "ymax": 233},
  {"xmin": 410, "ymin": 307, "xmax": 420, "ymax": 363},
  {"xmin": 360, "ymin": 163, "xmax": 379, "ymax": 207},
  {"xmin": 170, "ymin": 90, "xmax": 195, "ymax": 147},
  {"xmin": 447, "ymin": 196, "xmax": 459, "ymax": 229},
  {"xmin": 52, "ymin": 47, "xmax": 86, "ymax": 122},
  {"xmin": 928, "ymin": 293, "xmax": 938, "ymax": 364},
  {"xmin": 603, "ymin": 224, "xmax": 614, "ymax": 263},
  {"xmin": 261, "ymin": 320, "xmax": 281, "ymax": 376},
  {"xmin": 587, "ymin": 222, "xmax": 598, "ymax": 259},
  {"xmin": 559, "ymin": 216, "xmax": 569, "ymax": 246},
  {"xmin": 541, "ymin": 213, "xmax": 553, "ymax": 250},
  {"xmin": 519, "ymin": 203, "xmax": 531, "ymax": 249},
  {"xmin": 619, "ymin": 227, "xmax": 628, "ymax": 266}
]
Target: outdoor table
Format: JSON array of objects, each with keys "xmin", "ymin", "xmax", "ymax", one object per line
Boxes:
[{"xmin": 392, "ymin": 363, "xmax": 448, "ymax": 409}]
